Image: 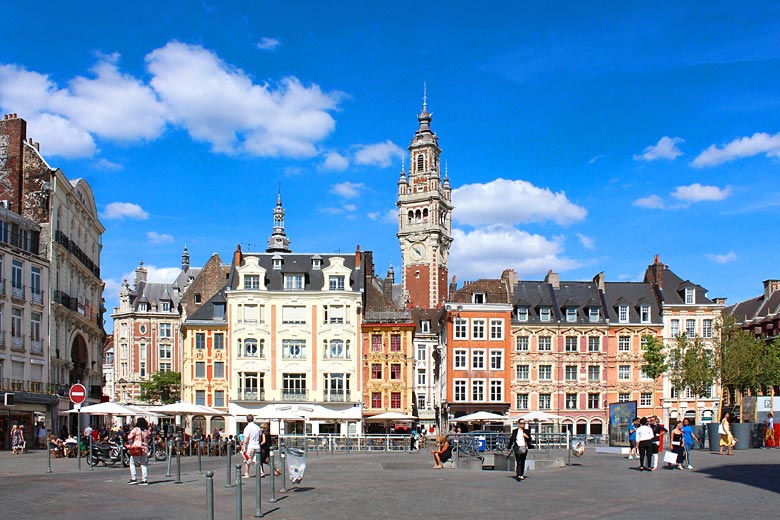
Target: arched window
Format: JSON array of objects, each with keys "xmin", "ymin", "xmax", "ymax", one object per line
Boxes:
[
  {"xmin": 417, "ymin": 154, "xmax": 424, "ymax": 171},
  {"xmin": 415, "ymin": 210, "xmax": 422, "ymax": 223},
  {"xmin": 330, "ymin": 339, "xmax": 344, "ymax": 358},
  {"xmin": 244, "ymin": 338, "xmax": 258, "ymax": 357},
  {"xmin": 422, "ymin": 209, "xmax": 429, "ymax": 223},
  {"xmin": 408, "ymin": 211, "xmax": 414, "ymax": 224}
]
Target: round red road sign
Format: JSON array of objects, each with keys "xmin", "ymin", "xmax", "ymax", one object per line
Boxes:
[{"xmin": 69, "ymin": 383, "xmax": 87, "ymax": 404}]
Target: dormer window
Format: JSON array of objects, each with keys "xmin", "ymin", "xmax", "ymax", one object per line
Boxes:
[
  {"xmin": 565, "ymin": 308, "xmax": 577, "ymax": 323},
  {"xmin": 640, "ymin": 305, "xmax": 651, "ymax": 323},
  {"xmin": 312, "ymin": 258, "xmax": 322, "ymax": 270},
  {"xmin": 421, "ymin": 320, "xmax": 431, "ymax": 333},
  {"xmin": 329, "ymin": 275, "xmax": 345, "ymax": 291},
  {"xmin": 284, "ymin": 273, "xmax": 305, "ymax": 290},
  {"xmin": 472, "ymin": 293, "xmax": 485, "ymax": 304},
  {"xmin": 213, "ymin": 303, "xmax": 225, "ymax": 319},
  {"xmin": 273, "ymin": 258, "xmax": 282, "ymax": 270},
  {"xmin": 589, "ymin": 307, "xmax": 600, "ymax": 323},
  {"xmin": 516, "ymin": 307, "xmax": 529, "ymax": 321},
  {"xmin": 618, "ymin": 304, "xmax": 629, "ymax": 323},
  {"xmin": 161, "ymin": 301, "xmax": 170, "ymax": 312},
  {"xmin": 539, "ymin": 307, "xmax": 552, "ymax": 322},
  {"xmin": 244, "ymin": 274, "xmax": 260, "ymax": 290},
  {"xmin": 138, "ymin": 303, "xmax": 148, "ymax": 312},
  {"xmin": 685, "ymin": 287, "xmax": 695, "ymax": 304}
]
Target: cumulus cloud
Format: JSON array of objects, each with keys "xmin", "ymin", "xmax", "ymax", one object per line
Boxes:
[
  {"xmin": 93, "ymin": 158, "xmax": 122, "ymax": 171},
  {"xmin": 671, "ymin": 183, "xmax": 731, "ymax": 202},
  {"xmin": 576, "ymin": 233, "xmax": 595, "ymax": 250},
  {"xmin": 449, "ymin": 226, "xmax": 581, "ymax": 280},
  {"xmin": 453, "ymin": 178, "xmax": 587, "ymax": 227},
  {"xmin": 103, "ymin": 264, "xmax": 181, "ymax": 311},
  {"xmin": 634, "ymin": 136, "xmax": 684, "ymax": 161},
  {"xmin": 633, "ymin": 195, "xmax": 666, "ymax": 209},
  {"xmin": 103, "ymin": 202, "xmax": 149, "ymax": 220},
  {"xmin": 705, "ymin": 251, "xmax": 737, "ymax": 264},
  {"xmin": 322, "ymin": 151, "xmax": 349, "ymax": 171},
  {"xmin": 367, "ymin": 209, "xmax": 398, "ymax": 224},
  {"xmin": 322, "ymin": 204, "xmax": 357, "ymax": 215},
  {"xmin": 256, "ymin": 37, "xmax": 281, "ymax": 51},
  {"xmin": 331, "ymin": 181, "xmax": 364, "ymax": 198},
  {"xmin": 146, "ymin": 231, "xmax": 175, "ymax": 244},
  {"xmin": 692, "ymin": 132, "xmax": 780, "ymax": 168},
  {"xmin": 146, "ymin": 41, "xmax": 341, "ymax": 157},
  {"xmin": 353, "ymin": 140, "xmax": 404, "ymax": 168}
]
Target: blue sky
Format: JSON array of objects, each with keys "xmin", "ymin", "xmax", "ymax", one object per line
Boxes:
[{"xmin": 1, "ymin": 1, "xmax": 779, "ymax": 327}]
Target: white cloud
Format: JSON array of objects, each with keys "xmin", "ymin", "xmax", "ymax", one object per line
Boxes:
[
  {"xmin": 256, "ymin": 37, "xmax": 281, "ymax": 51},
  {"xmin": 367, "ymin": 209, "xmax": 398, "ymax": 224},
  {"xmin": 146, "ymin": 41, "xmax": 341, "ymax": 158},
  {"xmin": 331, "ymin": 181, "xmax": 364, "ymax": 198},
  {"xmin": 449, "ymin": 226, "xmax": 581, "ymax": 280},
  {"xmin": 576, "ymin": 233, "xmax": 595, "ymax": 250},
  {"xmin": 692, "ymin": 132, "xmax": 780, "ymax": 168},
  {"xmin": 453, "ymin": 178, "xmax": 587, "ymax": 226},
  {"xmin": 322, "ymin": 204, "xmax": 357, "ymax": 215},
  {"xmin": 146, "ymin": 231, "xmax": 175, "ymax": 244},
  {"xmin": 103, "ymin": 264, "xmax": 181, "ymax": 313},
  {"xmin": 633, "ymin": 136, "xmax": 684, "ymax": 161},
  {"xmin": 633, "ymin": 195, "xmax": 666, "ymax": 209},
  {"xmin": 27, "ymin": 113, "xmax": 96, "ymax": 158},
  {"xmin": 353, "ymin": 140, "xmax": 404, "ymax": 168},
  {"xmin": 103, "ymin": 202, "xmax": 149, "ymax": 220},
  {"xmin": 93, "ymin": 158, "xmax": 122, "ymax": 171},
  {"xmin": 705, "ymin": 251, "xmax": 737, "ymax": 264},
  {"xmin": 671, "ymin": 183, "xmax": 731, "ymax": 202},
  {"xmin": 588, "ymin": 154, "xmax": 606, "ymax": 165},
  {"xmin": 322, "ymin": 151, "xmax": 349, "ymax": 171}
]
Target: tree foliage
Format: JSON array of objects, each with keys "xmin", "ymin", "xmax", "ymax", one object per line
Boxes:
[
  {"xmin": 139, "ymin": 371, "xmax": 181, "ymax": 404},
  {"xmin": 716, "ymin": 315, "xmax": 765, "ymax": 398},
  {"xmin": 642, "ymin": 334, "xmax": 667, "ymax": 414}
]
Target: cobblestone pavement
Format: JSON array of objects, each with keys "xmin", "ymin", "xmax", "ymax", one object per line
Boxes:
[{"xmin": 0, "ymin": 446, "xmax": 777, "ymax": 519}]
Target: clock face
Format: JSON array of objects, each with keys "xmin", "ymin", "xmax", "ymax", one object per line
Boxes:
[{"xmin": 409, "ymin": 242, "xmax": 426, "ymax": 261}]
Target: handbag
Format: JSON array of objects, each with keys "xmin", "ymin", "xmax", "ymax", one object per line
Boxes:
[
  {"xmin": 126, "ymin": 444, "xmax": 145, "ymax": 457},
  {"xmin": 663, "ymin": 451, "xmax": 678, "ymax": 464}
]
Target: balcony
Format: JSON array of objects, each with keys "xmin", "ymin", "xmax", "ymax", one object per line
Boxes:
[
  {"xmin": 323, "ymin": 390, "xmax": 351, "ymax": 402},
  {"xmin": 0, "ymin": 278, "xmax": 5, "ymax": 296},
  {"xmin": 282, "ymin": 390, "xmax": 308, "ymax": 402},
  {"xmin": 322, "ymin": 350, "xmax": 351, "ymax": 360},
  {"xmin": 55, "ymin": 229, "xmax": 101, "ymax": 278},
  {"xmin": 0, "ymin": 331, "xmax": 5, "ymax": 349},
  {"xmin": 11, "ymin": 335, "xmax": 24, "ymax": 351},
  {"xmin": 11, "ymin": 283, "xmax": 25, "ymax": 301},
  {"xmin": 0, "ymin": 378, "xmax": 49, "ymax": 393},
  {"xmin": 31, "ymin": 339, "xmax": 43, "ymax": 354},
  {"xmin": 31, "ymin": 289, "xmax": 43, "ymax": 305},
  {"xmin": 238, "ymin": 389, "xmax": 265, "ymax": 401}
]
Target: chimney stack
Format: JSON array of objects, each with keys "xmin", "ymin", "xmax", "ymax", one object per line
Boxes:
[
  {"xmin": 233, "ymin": 243, "xmax": 243, "ymax": 267},
  {"xmin": 763, "ymin": 279, "xmax": 780, "ymax": 299},
  {"xmin": 545, "ymin": 269, "xmax": 560, "ymax": 289},
  {"xmin": 592, "ymin": 271, "xmax": 605, "ymax": 291},
  {"xmin": 355, "ymin": 244, "xmax": 361, "ymax": 269},
  {"xmin": 450, "ymin": 275, "xmax": 458, "ymax": 295}
]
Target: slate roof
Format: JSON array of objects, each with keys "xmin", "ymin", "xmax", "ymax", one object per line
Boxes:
[
  {"xmin": 603, "ymin": 282, "xmax": 663, "ymax": 325},
  {"xmin": 229, "ymin": 253, "xmax": 366, "ymax": 293},
  {"xmin": 450, "ymin": 279, "xmax": 510, "ymax": 304},
  {"xmin": 185, "ymin": 288, "xmax": 228, "ymax": 324},
  {"xmin": 726, "ymin": 289, "xmax": 780, "ymax": 324},
  {"xmin": 128, "ymin": 280, "xmax": 181, "ymax": 313},
  {"xmin": 411, "ymin": 308, "xmax": 445, "ymax": 334},
  {"xmin": 653, "ymin": 268, "xmax": 714, "ymax": 306}
]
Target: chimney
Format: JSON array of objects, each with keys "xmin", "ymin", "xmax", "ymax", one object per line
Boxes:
[
  {"xmin": 355, "ymin": 244, "xmax": 361, "ymax": 269},
  {"xmin": 763, "ymin": 280, "xmax": 780, "ymax": 299},
  {"xmin": 645, "ymin": 254, "xmax": 666, "ymax": 288},
  {"xmin": 450, "ymin": 275, "xmax": 458, "ymax": 295},
  {"xmin": 133, "ymin": 261, "xmax": 148, "ymax": 288},
  {"xmin": 383, "ymin": 264, "xmax": 395, "ymax": 295},
  {"xmin": 545, "ymin": 269, "xmax": 560, "ymax": 289},
  {"xmin": 233, "ymin": 243, "xmax": 243, "ymax": 267},
  {"xmin": 592, "ymin": 271, "xmax": 605, "ymax": 291},
  {"xmin": 712, "ymin": 297, "xmax": 728, "ymax": 305},
  {"xmin": 501, "ymin": 268, "xmax": 518, "ymax": 288}
]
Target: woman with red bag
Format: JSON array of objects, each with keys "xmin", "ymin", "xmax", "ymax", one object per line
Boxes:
[{"xmin": 126, "ymin": 417, "xmax": 150, "ymax": 486}]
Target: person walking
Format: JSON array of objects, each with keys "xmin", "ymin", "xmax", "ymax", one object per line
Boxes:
[
  {"xmin": 636, "ymin": 417, "xmax": 654, "ymax": 471},
  {"xmin": 241, "ymin": 415, "xmax": 262, "ymax": 478},
  {"xmin": 506, "ymin": 418, "xmax": 532, "ymax": 481},
  {"xmin": 628, "ymin": 417, "xmax": 639, "ymax": 460},
  {"xmin": 259, "ymin": 422, "xmax": 270, "ymax": 477},
  {"xmin": 764, "ymin": 412, "xmax": 775, "ymax": 448},
  {"xmin": 649, "ymin": 416, "xmax": 667, "ymax": 470},
  {"xmin": 719, "ymin": 412, "xmax": 735, "ymax": 455},
  {"xmin": 680, "ymin": 418, "xmax": 699, "ymax": 469},
  {"xmin": 670, "ymin": 422, "xmax": 685, "ymax": 470},
  {"xmin": 11, "ymin": 425, "xmax": 23, "ymax": 454},
  {"xmin": 126, "ymin": 417, "xmax": 150, "ymax": 486}
]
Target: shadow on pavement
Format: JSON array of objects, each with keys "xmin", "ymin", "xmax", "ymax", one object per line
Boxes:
[
  {"xmin": 292, "ymin": 487, "xmax": 314, "ymax": 492},
  {"xmin": 697, "ymin": 464, "xmax": 780, "ymax": 494}
]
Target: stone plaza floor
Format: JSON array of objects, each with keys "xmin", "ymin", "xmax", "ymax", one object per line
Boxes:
[{"xmin": 0, "ymin": 445, "xmax": 778, "ymax": 519}]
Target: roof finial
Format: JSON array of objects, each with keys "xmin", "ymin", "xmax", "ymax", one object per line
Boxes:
[
  {"xmin": 422, "ymin": 81, "xmax": 427, "ymax": 112},
  {"xmin": 277, "ymin": 183, "xmax": 282, "ymax": 205},
  {"xmin": 445, "ymin": 160, "xmax": 449, "ymax": 179}
]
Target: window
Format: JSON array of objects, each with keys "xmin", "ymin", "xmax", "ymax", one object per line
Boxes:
[
  {"xmin": 327, "ymin": 339, "xmax": 346, "ymax": 359},
  {"xmin": 516, "ymin": 393, "xmax": 529, "ymax": 409},
  {"xmin": 640, "ymin": 392, "xmax": 653, "ymax": 407},
  {"xmin": 539, "ymin": 307, "xmax": 552, "ymax": 322},
  {"xmin": 139, "ymin": 343, "xmax": 147, "ymax": 360},
  {"xmin": 472, "ymin": 319, "xmax": 486, "ymax": 340},
  {"xmin": 390, "ymin": 364, "xmax": 401, "ymax": 379},
  {"xmin": 138, "ymin": 303, "xmax": 148, "ymax": 312},
  {"xmin": 641, "ymin": 336, "xmax": 649, "ymax": 350},
  {"xmin": 685, "ymin": 319, "xmax": 696, "ymax": 337},
  {"xmin": 159, "ymin": 343, "xmax": 172, "ymax": 361},
  {"xmin": 390, "ymin": 334, "xmax": 401, "ymax": 352},
  {"xmin": 565, "ymin": 336, "xmax": 578, "ymax": 352},
  {"xmin": 539, "ymin": 393, "xmax": 551, "ymax": 410},
  {"xmin": 702, "ymin": 319, "xmax": 713, "ymax": 339},
  {"xmin": 244, "ymin": 274, "xmax": 260, "ymax": 289},
  {"xmin": 273, "ymin": 258, "xmax": 281, "ymax": 270},
  {"xmin": 195, "ymin": 333, "xmax": 205, "ymax": 349},
  {"xmin": 489, "ymin": 350, "xmax": 503, "ymax": 370},
  {"xmin": 640, "ymin": 305, "xmax": 651, "ymax": 323},
  {"xmin": 282, "ymin": 305, "xmax": 306, "ymax": 324},
  {"xmin": 516, "ymin": 307, "xmax": 529, "ymax": 321},
  {"xmin": 159, "ymin": 323, "xmax": 172, "ymax": 338},
  {"xmin": 618, "ymin": 336, "xmax": 630, "ymax": 351},
  {"xmin": 454, "ymin": 318, "xmax": 468, "ymax": 339},
  {"xmin": 214, "ymin": 362, "xmax": 224, "ymax": 378},
  {"xmin": 391, "ymin": 392, "xmax": 401, "ymax": 409},
  {"xmin": 538, "ymin": 336, "xmax": 552, "ymax": 351},
  {"xmin": 516, "ymin": 336, "xmax": 529, "ymax": 352},
  {"xmin": 11, "ymin": 259, "xmax": 22, "ymax": 289},
  {"xmin": 454, "ymin": 349, "xmax": 467, "ymax": 369},
  {"xmin": 565, "ymin": 365, "xmax": 577, "ymax": 381},
  {"xmin": 371, "ymin": 363, "xmax": 382, "ymax": 379},
  {"xmin": 490, "ymin": 319, "xmax": 504, "ymax": 340},
  {"xmin": 242, "ymin": 338, "xmax": 262, "ymax": 358},
  {"xmin": 516, "ymin": 364, "xmax": 529, "ymax": 380},
  {"xmin": 284, "ymin": 273, "xmax": 305, "ymax": 290},
  {"xmin": 589, "ymin": 307, "xmax": 600, "ymax": 322},
  {"xmin": 416, "ymin": 345, "xmax": 426, "ymax": 361},
  {"xmin": 420, "ymin": 320, "xmax": 431, "ymax": 333},
  {"xmin": 618, "ymin": 304, "xmax": 629, "ymax": 323},
  {"xmin": 282, "ymin": 339, "xmax": 306, "ymax": 359},
  {"xmin": 240, "ymin": 304, "xmax": 261, "ymax": 323},
  {"xmin": 472, "ymin": 350, "xmax": 485, "ymax": 370},
  {"xmin": 312, "ymin": 258, "xmax": 322, "ymax": 270},
  {"xmin": 195, "ymin": 390, "xmax": 206, "ymax": 406},
  {"xmin": 31, "ymin": 266, "xmax": 41, "ymax": 298},
  {"xmin": 565, "ymin": 307, "xmax": 577, "ymax": 322},
  {"xmin": 490, "ymin": 380, "xmax": 503, "ymax": 401},
  {"xmin": 539, "ymin": 365, "xmax": 552, "ymax": 380},
  {"xmin": 195, "ymin": 362, "xmax": 205, "ymax": 378},
  {"xmin": 472, "ymin": 380, "xmax": 485, "ymax": 401},
  {"xmin": 417, "ymin": 153, "xmax": 424, "ymax": 171},
  {"xmin": 588, "ymin": 365, "xmax": 601, "ymax": 381},
  {"xmin": 11, "ymin": 307, "xmax": 23, "ymax": 339},
  {"xmin": 159, "ymin": 362, "xmax": 172, "ymax": 373},
  {"xmin": 685, "ymin": 287, "xmax": 695, "ymax": 304},
  {"xmin": 418, "ymin": 395, "xmax": 426, "ymax": 409},
  {"xmin": 329, "ymin": 275, "xmax": 345, "ymax": 291},
  {"xmin": 417, "ymin": 369, "xmax": 426, "ymax": 386},
  {"xmin": 214, "ymin": 333, "xmax": 224, "ymax": 350},
  {"xmin": 566, "ymin": 393, "xmax": 578, "ymax": 410},
  {"xmin": 588, "ymin": 393, "xmax": 600, "ymax": 409},
  {"xmin": 161, "ymin": 301, "xmax": 170, "ymax": 312},
  {"xmin": 214, "ymin": 391, "xmax": 225, "ymax": 408},
  {"xmin": 194, "ymin": 293, "xmax": 202, "ymax": 304},
  {"xmin": 371, "ymin": 392, "xmax": 382, "ymax": 408},
  {"xmin": 30, "ymin": 311, "xmax": 41, "ymax": 351},
  {"xmin": 670, "ymin": 319, "xmax": 680, "ymax": 337},
  {"xmin": 472, "ymin": 293, "xmax": 485, "ymax": 304},
  {"xmin": 618, "ymin": 393, "xmax": 630, "ymax": 403},
  {"xmin": 588, "ymin": 336, "xmax": 600, "ymax": 352},
  {"xmin": 454, "ymin": 380, "xmax": 467, "ymax": 401},
  {"xmin": 282, "ymin": 373, "xmax": 307, "ymax": 398},
  {"xmin": 618, "ymin": 365, "xmax": 630, "ymax": 380},
  {"xmin": 371, "ymin": 334, "xmax": 382, "ymax": 352}
]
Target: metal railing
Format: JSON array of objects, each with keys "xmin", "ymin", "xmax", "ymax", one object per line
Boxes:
[
  {"xmin": 237, "ymin": 390, "xmax": 265, "ymax": 401},
  {"xmin": 322, "ymin": 390, "xmax": 351, "ymax": 402},
  {"xmin": 281, "ymin": 390, "xmax": 308, "ymax": 401}
]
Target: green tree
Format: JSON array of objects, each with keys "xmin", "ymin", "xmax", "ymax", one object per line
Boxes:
[
  {"xmin": 716, "ymin": 315, "xmax": 765, "ymax": 421},
  {"xmin": 642, "ymin": 334, "xmax": 668, "ymax": 417},
  {"xmin": 140, "ymin": 371, "xmax": 181, "ymax": 404},
  {"xmin": 666, "ymin": 334, "xmax": 687, "ymax": 419},
  {"xmin": 681, "ymin": 336, "xmax": 716, "ymax": 422}
]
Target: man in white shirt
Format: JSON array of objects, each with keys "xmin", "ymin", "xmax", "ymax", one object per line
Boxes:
[{"xmin": 242, "ymin": 415, "xmax": 262, "ymax": 478}]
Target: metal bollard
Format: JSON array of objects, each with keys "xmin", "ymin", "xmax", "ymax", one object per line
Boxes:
[
  {"xmin": 205, "ymin": 470, "xmax": 215, "ymax": 520},
  {"xmin": 208, "ymin": 438, "xmax": 211, "ymax": 458},
  {"xmin": 198, "ymin": 440, "xmax": 203, "ymax": 473},
  {"xmin": 175, "ymin": 437, "xmax": 182, "ymax": 484},
  {"xmin": 235, "ymin": 465, "xmax": 243, "ymax": 520},
  {"xmin": 78, "ymin": 435, "xmax": 82, "ymax": 471},
  {"xmin": 279, "ymin": 445, "xmax": 287, "ymax": 493},
  {"xmin": 89, "ymin": 435, "xmax": 94, "ymax": 471},
  {"xmin": 190, "ymin": 438, "xmax": 194, "ymax": 457},
  {"xmin": 166, "ymin": 439, "xmax": 173, "ymax": 478},
  {"xmin": 225, "ymin": 440, "xmax": 233, "ymax": 488},
  {"xmin": 268, "ymin": 450, "xmax": 277, "ymax": 503},
  {"xmin": 567, "ymin": 431, "xmax": 572, "ymax": 467},
  {"xmin": 47, "ymin": 440, "xmax": 53, "ymax": 473},
  {"xmin": 254, "ymin": 451, "xmax": 264, "ymax": 517}
]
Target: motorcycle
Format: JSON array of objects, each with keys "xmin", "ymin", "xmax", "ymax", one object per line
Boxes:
[{"xmin": 87, "ymin": 437, "xmax": 130, "ymax": 467}]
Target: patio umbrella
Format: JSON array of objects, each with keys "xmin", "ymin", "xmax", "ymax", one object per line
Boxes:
[
  {"xmin": 365, "ymin": 412, "xmax": 417, "ymax": 433},
  {"xmin": 151, "ymin": 402, "xmax": 225, "ymax": 416},
  {"xmin": 509, "ymin": 411, "xmax": 566, "ymax": 422},
  {"xmin": 64, "ymin": 402, "xmax": 139, "ymax": 416},
  {"xmin": 455, "ymin": 411, "xmax": 506, "ymax": 423}
]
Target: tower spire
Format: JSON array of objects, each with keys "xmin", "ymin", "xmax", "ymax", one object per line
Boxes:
[
  {"xmin": 422, "ymin": 81, "xmax": 427, "ymax": 113},
  {"xmin": 266, "ymin": 187, "xmax": 291, "ymax": 253}
]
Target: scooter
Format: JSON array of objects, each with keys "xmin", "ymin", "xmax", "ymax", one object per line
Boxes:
[{"xmin": 87, "ymin": 437, "xmax": 130, "ymax": 467}]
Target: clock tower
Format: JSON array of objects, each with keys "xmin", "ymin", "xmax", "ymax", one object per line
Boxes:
[{"xmin": 397, "ymin": 90, "xmax": 453, "ymax": 309}]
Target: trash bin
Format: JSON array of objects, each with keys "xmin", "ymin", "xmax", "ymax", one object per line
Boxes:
[
  {"xmin": 707, "ymin": 423, "xmax": 720, "ymax": 452},
  {"xmin": 477, "ymin": 436, "xmax": 486, "ymax": 452},
  {"xmin": 730, "ymin": 423, "xmax": 752, "ymax": 450}
]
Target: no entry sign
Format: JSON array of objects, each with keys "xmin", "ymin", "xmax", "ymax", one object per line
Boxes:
[{"xmin": 69, "ymin": 383, "xmax": 87, "ymax": 404}]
